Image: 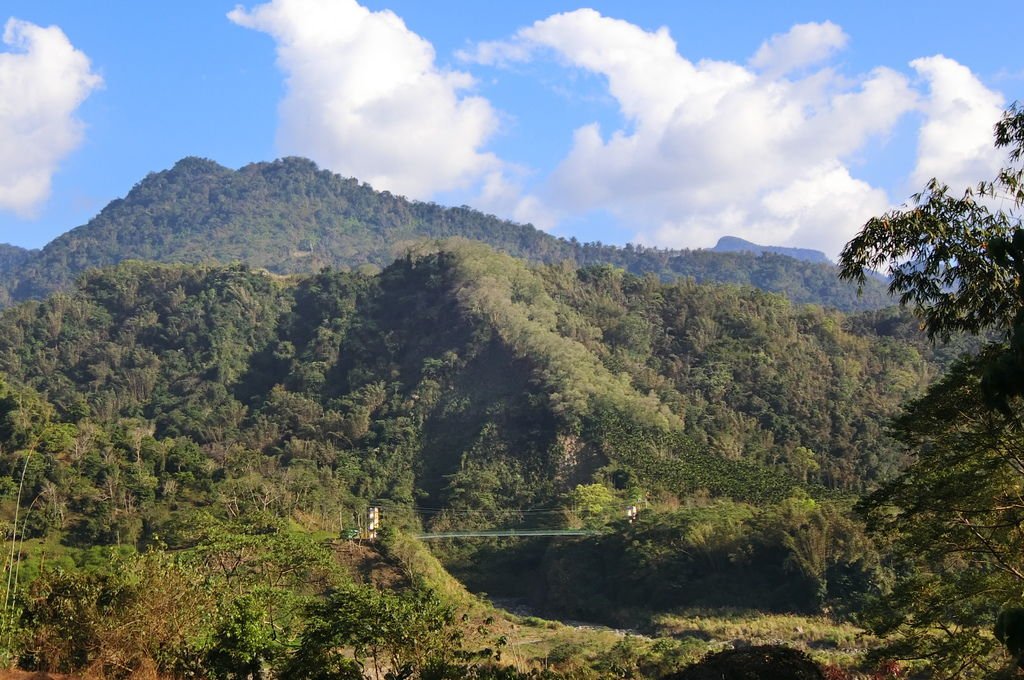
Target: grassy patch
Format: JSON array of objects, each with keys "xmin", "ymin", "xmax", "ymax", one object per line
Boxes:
[{"xmin": 652, "ymin": 608, "xmax": 877, "ymax": 669}]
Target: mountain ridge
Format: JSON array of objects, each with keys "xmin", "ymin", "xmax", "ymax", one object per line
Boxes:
[{"xmin": 0, "ymin": 156, "xmax": 891, "ymax": 310}]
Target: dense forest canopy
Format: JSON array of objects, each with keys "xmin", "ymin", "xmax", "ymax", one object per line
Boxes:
[
  {"xmin": 0, "ymin": 243, "xmax": 948, "ymax": 510},
  {"xmin": 0, "ymin": 133, "xmax": 980, "ymax": 673},
  {"xmin": 0, "ymin": 157, "xmax": 891, "ymax": 311}
]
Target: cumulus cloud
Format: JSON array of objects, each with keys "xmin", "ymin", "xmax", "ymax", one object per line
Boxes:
[
  {"xmin": 464, "ymin": 10, "xmax": 1005, "ymax": 258},
  {"xmin": 232, "ymin": 1, "xmax": 1007, "ymax": 256},
  {"xmin": 910, "ymin": 55, "xmax": 1005, "ymax": 192},
  {"xmin": 749, "ymin": 21, "xmax": 848, "ymax": 76},
  {"xmin": 466, "ymin": 10, "xmax": 920, "ymax": 258},
  {"xmin": 229, "ymin": 0, "xmax": 501, "ymax": 199},
  {"xmin": 0, "ymin": 18, "xmax": 101, "ymax": 217},
  {"xmin": 476, "ymin": 169, "xmax": 558, "ymax": 231}
]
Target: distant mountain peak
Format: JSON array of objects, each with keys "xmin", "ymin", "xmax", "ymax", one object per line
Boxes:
[{"xmin": 710, "ymin": 236, "xmax": 832, "ymax": 265}]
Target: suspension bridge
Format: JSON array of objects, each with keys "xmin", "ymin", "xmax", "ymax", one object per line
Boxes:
[
  {"xmin": 416, "ymin": 529, "xmax": 599, "ymax": 540},
  {"xmin": 350, "ymin": 502, "xmax": 637, "ymax": 540}
]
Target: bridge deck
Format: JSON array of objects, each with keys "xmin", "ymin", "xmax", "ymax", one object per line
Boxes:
[{"xmin": 415, "ymin": 529, "xmax": 599, "ymax": 540}]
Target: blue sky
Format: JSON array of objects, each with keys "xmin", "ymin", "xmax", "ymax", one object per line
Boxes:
[{"xmin": 1, "ymin": 1, "xmax": 1021, "ymax": 257}]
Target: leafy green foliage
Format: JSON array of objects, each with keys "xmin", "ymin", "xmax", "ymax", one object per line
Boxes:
[
  {"xmin": 0, "ymin": 245, "xmax": 33, "ymax": 306},
  {"xmin": 840, "ymin": 179, "xmax": 1018, "ymax": 341},
  {"xmin": 0, "ymin": 242, "xmax": 946, "ymax": 550},
  {"xmin": 856, "ymin": 356, "xmax": 1024, "ymax": 677},
  {"xmin": 567, "ymin": 484, "xmax": 620, "ymax": 528},
  {"xmin": 840, "ymin": 105, "xmax": 1024, "ymax": 677},
  {"xmin": 282, "ymin": 585, "xmax": 465, "ymax": 680},
  {"xmin": 20, "ymin": 553, "xmax": 215, "ymax": 678},
  {"xmin": 206, "ymin": 595, "xmax": 277, "ymax": 680}
]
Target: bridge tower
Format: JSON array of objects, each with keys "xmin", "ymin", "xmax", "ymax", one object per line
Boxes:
[{"xmin": 364, "ymin": 506, "xmax": 381, "ymax": 540}]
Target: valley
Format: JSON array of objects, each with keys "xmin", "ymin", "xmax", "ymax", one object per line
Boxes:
[
  {"xmin": 0, "ymin": 236, "xmax": 940, "ymax": 678},
  {"xmin": 0, "ymin": 2, "xmax": 1019, "ymax": 677},
  {"xmin": 0, "ymin": 139, "xmax": 1014, "ymax": 678}
]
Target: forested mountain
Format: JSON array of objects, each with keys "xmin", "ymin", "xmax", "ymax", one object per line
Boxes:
[{"xmin": 0, "ymin": 156, "xmax": 890, "ymax": 310}]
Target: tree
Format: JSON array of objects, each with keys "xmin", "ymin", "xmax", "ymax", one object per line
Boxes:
[
  {"xmin": 995, "ymin": 608, "xmax": 1024, "ymax": 669},
  {"xmin": 281, "ymin": 585, "xmax": 464, "ymax": 680},
  {"xmin": 839, "ymin": 105, "xmax": 1024, "ymax": 677},
  {"xmin": 20, "ymin": 553, "xmax": 215, "ymax": 678},
  {"xmin": 854, "ymin": 356, "xmax": 1024, "ymax": 676},
  {"xmin": 840, "ymin": 104, "xmax": 1024, "ymax": 411},
  {"xmin": 568, "ymin": 483, "xmax": 620, "ymax": 529}
]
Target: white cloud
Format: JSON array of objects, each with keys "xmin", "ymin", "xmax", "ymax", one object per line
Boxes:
[
  {"xmin": 760, "ymin": 163, "xmax": 891, "ymax": 254},
  {"xmin": 456, "ymin": 38, "xmax": 533, "ymax": 68},
  {"xmin": 643, "ymin": 164, "xmax": 891, "ymax": 257},
  {"xmin": 233, "ymin": 2, "xmax": 1006, "ymax": 257},
  {"xmin": 465, "ymin": 11, "xmax": 1006, "ymax": 259},
  {"xmin": 750, "ymin": 21, "xmax": 848, "ymax": 77},
  {"xmin": 0, "ymin": 18, "xmax": 101, "ymax": 217},
  {"xmin": 475, "ymin": 169, "xmax": 558, "ymax": 231},
  {"xmin": 910, "ymin": 55, "xmax": 1005, "ymax": 192},
  {"xmin": 229, "ymin": 0, "xmax": 501, "ymax": 199},
  {"xmin": 468, "ymin": 10, "xmax": 920, "ymax": 258}
]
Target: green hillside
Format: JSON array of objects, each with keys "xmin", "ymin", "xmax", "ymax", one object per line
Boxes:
[
  {"xmin": 0, "ymin": 241, "xmax": 935, "ymax": 509},
  {"xmin": 0, "ymin": 157, "xmax": 891, "ymax": 311},
  {"xmin": 0, "ymin": 242, "xmax": 957, "ymax": 676}
]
